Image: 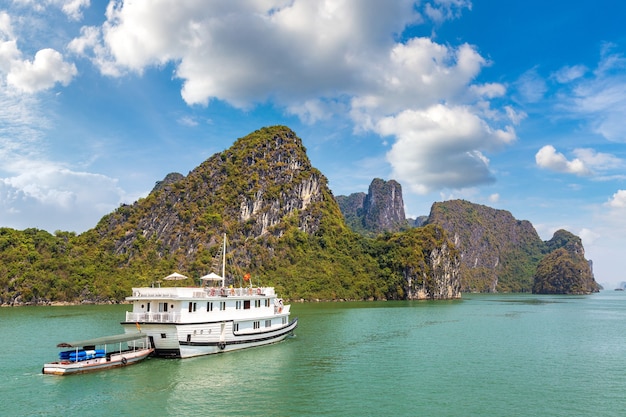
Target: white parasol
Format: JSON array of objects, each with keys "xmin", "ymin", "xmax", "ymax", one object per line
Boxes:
[{"xmin": 164, "ymin": 272, "xmax": 189, "ymax": 280}]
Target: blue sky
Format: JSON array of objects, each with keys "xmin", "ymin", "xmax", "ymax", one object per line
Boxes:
[{"xmin": 1, "ymin": 0, "xmax": 625, "ymax": 287}]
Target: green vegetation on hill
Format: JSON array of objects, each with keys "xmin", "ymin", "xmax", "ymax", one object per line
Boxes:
[
  {"xmin": 0, "ymin": 127, "xmax": 598, "ymax": 304},
  {"xmin": 0, "ymin": 126, "xmax": 461, "ymax": 305},
  {"xmin": 425, "ymin": 200, "xmax": 546, "ymax": 293},
  {"xmin": 533, "ymin": 230, "xmax": 600, "ymax": 294}
]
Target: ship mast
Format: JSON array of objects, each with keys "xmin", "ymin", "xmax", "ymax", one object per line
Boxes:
[{"xmin": 222, "ymin": 233, "xmax": 226, "ymax": 282}]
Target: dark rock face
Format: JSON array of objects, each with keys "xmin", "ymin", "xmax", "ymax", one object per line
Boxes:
[
  {"xmin": 97, "ymin": 126, "xmax": 332, "ymax": 258},
  {"xmin": 363, "ymin": 179, "xmax": 406, "ymax": 233},
  {"xmin": 533, "ymin": 230, "xmax": 601, "ymax": 294},
  {"xmin": 425, "ymin": 200, "xmax": 545, "ymax": 293},
  {"xmin": 336, "ymin": 178, "xmax": 407, "ymax": 234}
]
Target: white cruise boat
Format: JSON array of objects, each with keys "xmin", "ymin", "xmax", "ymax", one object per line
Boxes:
[{"xmin": 120, "ymin": 239, "xmax": 297, "ymax": 358}]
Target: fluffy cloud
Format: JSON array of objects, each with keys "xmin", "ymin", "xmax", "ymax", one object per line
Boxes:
[
  {"xmin": 68, "ymin": 0, "xmax": 514, "ymax": 193},
  {"xmin": 380, "ymin": 104, "xmax": 516, "ymax": 193},
  {"xmin": 0, "ymin": 13, "xmax": 77, "ymax": 93},
  {"xmin": 607, "ymin": 190, "xmax": 626, "ymax": 208},
  {"xmin": 536, "ymin": 145, "xmax": 622, "ymax": 176},
  {"xmin": 535, "ymin": 145, "xmax": 590, "ymax": 175},
  {"xmin": 7, "ymin": 48, "xmax": 77, "ymax": 93},
  {"xmin": 73, "ymin": 0, "xmax": 486, "ymax": 116}
]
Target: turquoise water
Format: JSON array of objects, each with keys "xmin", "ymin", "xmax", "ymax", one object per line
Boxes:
[{"xmin": 2, "ymin": 292, "xmax": 626, "ymax": 416}]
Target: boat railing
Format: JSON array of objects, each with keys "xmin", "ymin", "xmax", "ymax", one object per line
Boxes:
[
  {"xmin": 126, "ymin": 311, "xmax": 180, "ymax": 323},
  {"xmin": 201, "ymin": 287, "xmax": 276, "ymax": 297},
  {"xmin": 130, "ymin": 287, "xmax": 276, "ymax": 299}
]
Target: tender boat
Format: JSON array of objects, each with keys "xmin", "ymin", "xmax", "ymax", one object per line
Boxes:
[
  {"xmin": 120, "ymin": 237, "xmax": 298, "ymax": 358},
  {"xmin": 42, "ymin": 333, "xmax": 153, "ymax": 375}
]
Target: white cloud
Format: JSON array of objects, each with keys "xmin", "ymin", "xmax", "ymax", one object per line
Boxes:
[
  {"xmin": 12, "ymin": 0, "xmax": 90, "ymax": 21},
  {"xmin": 535, "ymin": 145, "xmax": 623, "ymax": 176},
  {"xmin": 571, "ymin": 148, "xmax": 623, "ymax": 171},
  {"xmin": 607, "ymin": 189, "xmax": 626, "ymax": 208},
  {"xmin": 424, "ymin": 0, "xmax": 472, "ymax": 24},
  {"xmin": 7, "ymin": 48, "xmax": 77, "ymax": 93},
  {"xmin": 553, "ymin": 64, "xmax": 587, "ymax": 83},
  {"xmin": 470, "ymin": 83, "xmax": 506, "ymax": 99},
  {"xmin": 380, "ymin": 104, "xmax": 515, "ymax": 193},
  {"xmin": 556, "ymin": 47, "xmax": 626, "ymax": 142},
  {"xmin": 514, "ymin": 67, "xmax": 547, "ymax": 103},
  {"xmin": 0, "ymin": 12, "xmax": 77, "ymax": 93},
  {"xmin": 66, "ymin": 0, "xmax": 517, "ymax": 201},
  {"xmin": 0, "ymin": 168, "xmax": 124, "ymax": 232},
  {"xmin": 535, "ymin": 145, "xmax": 590, "ymax": 176}
]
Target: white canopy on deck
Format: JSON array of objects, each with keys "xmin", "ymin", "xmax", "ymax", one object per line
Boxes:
[{"xmin": 164, "ymin": 272, "xmax": 188, "ymax": 280}]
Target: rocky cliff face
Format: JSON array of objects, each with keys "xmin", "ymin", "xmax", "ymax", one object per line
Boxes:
[
  {"xmin": 336, "ymin": 178, "xmax": 407, "ymax": 234},
  {"xmin": 533, "ymin": 230, "xmax": 600, "ymax": 294},
  {"xmin": 377, "ymin": 224, "xmax": 461, "ymax": 300},
  {"xmin": 408, "ymin": 236, "xmax": 461, "ymax": 300},
  {"xmin": 425, "ymin": 200, "xmax": 545, "ymax": 292},
  {"xmin": 97, "ymin": 126, "xmax": 332, "ymax": 259},
  {"xmin": 363, "ymin": 179, "xmax": 406, "ymax": 232}
]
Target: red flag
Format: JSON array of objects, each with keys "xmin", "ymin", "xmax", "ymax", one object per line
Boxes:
[{"xmin": 243, "ymin": 273, "xmax": 250, "ymax": 281}]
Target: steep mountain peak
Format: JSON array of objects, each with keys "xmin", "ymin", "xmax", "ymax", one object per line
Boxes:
[
  {"xmin": 336, "ymin": 178, "xmax": 407, "ymax": 235},
  {"xmin": 95, "ymin": 125, "xmax": 337, "ymax": 262}
]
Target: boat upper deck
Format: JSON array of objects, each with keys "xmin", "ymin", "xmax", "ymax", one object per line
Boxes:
[{"xmin": 127, "ymin": 286, "xmax": 277, "ymax": 301}]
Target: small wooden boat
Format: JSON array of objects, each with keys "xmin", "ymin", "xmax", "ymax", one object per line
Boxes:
[{"xmin": 42, "ymin": 332, "xmax": 153, "ymax": 375}]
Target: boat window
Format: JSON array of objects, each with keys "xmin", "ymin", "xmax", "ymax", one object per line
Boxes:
[
  {"xmin": 253, "ymin": 321, "xmax": 260, "ymax": 329},
  {"xmin": 254, "ymin": 300, "xmax": 261, "ymax": 308},
  {"xmin": 265, "ymin": 299, "xmax": 270, "ymax": 307},
  {"xmin": 236, "ymin": 301, "xmax": 242, "ymax": 309},
  {"xmin": 159, "ymin": 302, "xmax": 168, "ymax": 312},
  {"xmin": 207, "ymin": 302, "xmax": 213, "ymax": 312},
  {"xmin": 161, "ymin": 333, "xmax": 167, "ymax": 338},
  {"xmin": 265, "ymin": 320, "xmax": 271, "ymax": 328},
  {"xmin": 220, "ymin": 301, "xmax": 226, "ymax": 311},
  {"xmin": 147, "ymin": 302, "xmax": 151, "ymax": 312},
  {"xmin": 234, "ymin": 323, "xmax": 239, "ymax": 331},
  {"xmin": 244, "ymin": 300, "xmax": 251, "ymax": 309}
]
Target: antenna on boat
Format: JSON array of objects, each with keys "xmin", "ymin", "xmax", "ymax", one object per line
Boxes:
[{"xmin": 222, "ymin": 233, "xmax": 226, "ymax": 282}]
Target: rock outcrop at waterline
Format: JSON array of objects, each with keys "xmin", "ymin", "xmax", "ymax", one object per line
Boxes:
[{"xmin": 532, "ymin": 230, "xmax": 600, "ymax": 294}]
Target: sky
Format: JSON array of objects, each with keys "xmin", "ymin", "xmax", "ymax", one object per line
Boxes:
[{"xmin": 1, "ymin": 0, "xmax": 625, "ymax": 288}]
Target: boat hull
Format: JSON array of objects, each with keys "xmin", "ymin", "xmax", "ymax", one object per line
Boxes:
[
  {"xmin": 42, "ymin": 348, "xmax": 153, "ymax": 375},
  {"xmin": 121, "ymin": 318, "xmax": 298, "ymax": 358}
]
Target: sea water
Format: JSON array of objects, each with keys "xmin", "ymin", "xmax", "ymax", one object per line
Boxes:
[{"xmin": 1, "ymin": 292, "xmax": 625, "ymax": 416}]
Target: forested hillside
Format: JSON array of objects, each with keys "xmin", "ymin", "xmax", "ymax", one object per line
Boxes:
[{"xmin": 0, "ymin": 126, "xmax": 461, "ymax": 305}]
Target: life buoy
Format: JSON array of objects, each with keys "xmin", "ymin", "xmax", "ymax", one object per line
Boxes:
[
  {"xmin": 218, "ymin": 342, "xmax": 226, "ymax": 350},
  {"xmin": 256, "ymin": 288, "xmax": 261, "ymax": 295},
  {"xmin": 121, "ymin": 357, "xmax": 128, "ymax": 365}
]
